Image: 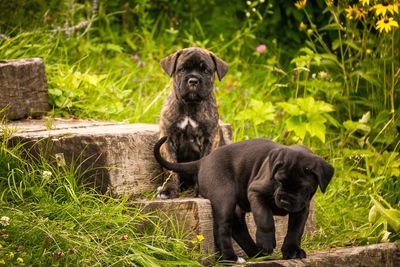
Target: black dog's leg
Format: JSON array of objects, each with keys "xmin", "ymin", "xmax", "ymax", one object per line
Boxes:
[
  {"xmin": 248, "ymin": 194, "xmax": 276, "ymax": 255},
  {"xmin": 208, "ymin": 182, "xmax": 243, "ymax": 262},
  {"xmin": 281, "ymin": 207, "xmax": 309, "ymax": 259},
  {"xmin": 210, "ymin": 197, "xmax": 240, "ymax": 262},
  {"xmin": 231, "ymin": 206, "xmax": 259, "ymax": 257}
]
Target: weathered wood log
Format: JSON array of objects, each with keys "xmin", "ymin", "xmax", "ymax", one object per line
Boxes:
[
  {"xmin": 242, "ymin": 243, "xmax": 400, "ymax": 267},
  {"xmin": 130, "ymin": 197, "xmax": 316, "ymax": 258},
  {"xmin": 0, "ymin": 58, "xmax": 49, "ymax": 120},
  {"xmin": 4, "ymin": 118, "xmax": 232, "ymax": 196}
]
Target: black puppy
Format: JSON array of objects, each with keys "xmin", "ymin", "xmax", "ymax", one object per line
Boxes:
[{"xmin": 154, "ymin": 136, "xmax": 334, "ymax": 263}]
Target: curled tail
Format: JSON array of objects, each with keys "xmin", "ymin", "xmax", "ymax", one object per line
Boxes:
[{"xmin": 153, "ymin": 136, "xmax": 199, "ymax": 175}]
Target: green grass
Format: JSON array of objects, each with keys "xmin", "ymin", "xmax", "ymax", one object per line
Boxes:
[
  {"xmin": 0, "ymin": 130, "xmax": 206, "ymax": 266},
  {"xmin": 1, "ymin": 0, "xmax": 400, "ymax": 265}
]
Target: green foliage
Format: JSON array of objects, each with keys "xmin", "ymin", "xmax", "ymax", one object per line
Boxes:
[
  {"xmin": 369, "ymin": 196, "xmax": 400, "ymax": 242},
  {"xmin": 278, "ymin": 97, "xmax": 335, "ymax": 143},
  {"xmin": 234, "ymin": 99, "xmax": 276, "ymax": 138},
  {"xmin": 0, "ymin": 133, "xmax": 204, "ymax": 266}
]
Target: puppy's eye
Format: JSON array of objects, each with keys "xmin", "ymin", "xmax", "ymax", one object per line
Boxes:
[
  {"xmin": 178, "ymin": 68, "xmax": 186, "ymax": 74},
  {"xmin": 204, "ymin": 69, "xmax": 210, "ymax": 74},
  {"xmin": 304, "ymin": 167, "xmax": 312, "ymax": 175}
]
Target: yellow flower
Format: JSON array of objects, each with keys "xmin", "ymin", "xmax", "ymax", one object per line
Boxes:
[
  {"xmin": 373, "ymin": 3, "xmax": 396, "ymax": 16},
  {"xmin": 196, "ymin": 234, "xmax": 205, "ymax": 242},
  {"xmin": 354, "ymin": 7, "xmax": 367, "ymax": 20},
  {"xmin": 376, "ymin": 17, "xmax": 399, "ymax": 33},
  {"xmin": 295, "ymin": 0, "xmax": 307, "ymax": 9},
  {"xmin": 392, "ymin": 3, "xmax": 399, "ymax": 14},
  {"xmin": 5, "ymin": 252, "xmax": 14, "ymax": 260},
  {"xmin": 16, "ymin": 257, "xmax": 24, "ymax": 264},
  {"xmin": 299, "ymin": 21, "xmax": 307, "ymax": 31},
  {"xmin": 359, "ymin": 0, "xmax": 370, "ymax": 6},
  {"xmin": 345, "ymin": 5, "xmax": 355, "ymax": 20},
  {"xmin": 0, "ymin": 259, "xmax": 5, "ymax": 265},
  {"xmin": 326, "ymin": 0, "xmax": 334, "ymax": 7}
]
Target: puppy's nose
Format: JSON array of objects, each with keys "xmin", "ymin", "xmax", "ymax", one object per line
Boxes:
[{"xmin": 188, "ymin": 78, "xmax": 199, "ymax": 86}]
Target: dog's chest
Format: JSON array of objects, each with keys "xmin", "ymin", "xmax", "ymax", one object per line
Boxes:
[{"xmin": 177, "ymin": 116, "xmax": 198, "ymax": 130}]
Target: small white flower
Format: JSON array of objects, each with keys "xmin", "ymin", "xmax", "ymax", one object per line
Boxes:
[
  {"xmin": 252, "ymin": 7, "xmax": 256, "ymax": 12},
  {"xmin": 312, "ymin": 73, "xmax": 316, "ymax": 79},
  {"xmin": 246, "ymin": 1, "xmax": 251, "ymax": 5},
  {"xmin": 260, "ymin": 0, "xmax": 265, "ymax": 3},
  {"xmin": 42, "ymin": 170, "xmax": 52, "ymax": 180},
  {"xmin": 319, "ymin": 71, "xmax": 328, "ymax": 79},
  {"xmin": 0, "ymin": 216, "xmax": 10, "ymax": 227},
  {"xmin": 246, "ymin": 12, "xmax": 251, "ymax": 17}
]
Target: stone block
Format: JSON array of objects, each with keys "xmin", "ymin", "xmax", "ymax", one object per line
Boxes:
[
  {"xmin": 130, "ymin": 198, "xmax": 316, "ymax": 257},
  {"xmin": 0, "ymin": 58, "xmax": 49, "ymax": 120},
  {"xmin": 5, "ymin": 119, "xmax": 160, "ymax": 196},
  {"xmin": 242, "ymin": 243, "xmax": 400, "ymax": 267}
]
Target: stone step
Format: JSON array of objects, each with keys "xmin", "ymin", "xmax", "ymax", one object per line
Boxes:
[
  {"xmin": 4, "ymin": 118, "xmax": 160, "ymax": 196},
  {"xmin": 0, "ymin": 58, "xmax": 49, "ymax": 120},
  {"xmin": 3, "ymin": 118, "xmax": 231, "ymax": 197},
  {"xmin": 241, "ymin": 243, "xmax": 400, "ymax": 267},
  {"xmin": 129, "ymin": 197, "xmax": 315, "ymax": 258}
]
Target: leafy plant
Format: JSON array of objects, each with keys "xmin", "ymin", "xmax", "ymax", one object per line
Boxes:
[
  {"xmin": 277, "ymin": 97, "xmax": 336, "ymax": 143},
  {"xmin": 234, "ymin": 99, "xmax": 276, "ymax": 137},
  {"xmin": 368, "ymin": 195, "xmax": 400, "ymax": 243}
]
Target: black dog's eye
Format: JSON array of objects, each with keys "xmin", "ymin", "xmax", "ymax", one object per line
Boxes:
[
  {"xmin": 178, "ymin": 68, "xmax": 186, "ymax": 74},
  {"xmin": 204, "ymin": 68, "xmax": 210, "ymax": 74},
  {"xmin": 304, "ymin": 167, "xmax": 312, "ymax": 175}
]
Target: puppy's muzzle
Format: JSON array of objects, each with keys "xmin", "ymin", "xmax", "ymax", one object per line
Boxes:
[
  {"xmin": 275, "ymin": 192, "xmax": 300, "ymax": 212},
  {"xmin": 183, "ymin": 77, "xmax": 203, "ymax": 102},
  {"xmin": 188, "ymin": 77, "xmax": 199, "ymax": 87}
]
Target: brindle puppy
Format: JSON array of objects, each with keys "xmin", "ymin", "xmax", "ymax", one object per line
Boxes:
[{"xmin": 157, "ymin": 47, "xmax": 228, "ymax": 199}]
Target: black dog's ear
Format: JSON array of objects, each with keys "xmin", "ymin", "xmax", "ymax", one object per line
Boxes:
[
  {"xmin": 252, "ymin": 148, "xmax": 284, "ymax": 185},
  {"xmin": 313, "ymin": 159, "xmax": 334, "ymax": 193},
  {"xmin": 160, "ymin": 50, "xmax": 182, "ymax": 77},
  {"xmin": 268, "ymin": 148, "xmax": 285, "ymax": 177},
  {"xmin": 209, "ymin": 52, "xmax": 228, "ymax": 81}
]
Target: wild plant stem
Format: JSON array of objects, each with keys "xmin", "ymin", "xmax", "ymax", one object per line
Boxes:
[
  {"xmin": 337, "ymin": 26, "xmax": 351, "ymax": 120},
  {"xmin": 304, "ymin": 9, "xmax": 351, "ymax": 119},
  {"xmin": 390, "ymin": 30, "xmax": 395, "ymax": 120}
]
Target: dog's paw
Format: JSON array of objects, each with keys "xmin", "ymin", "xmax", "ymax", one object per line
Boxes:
[
  {"xmin": 256, "ymin": 243, "xmax": 274, "ymax": 256},
  {"xmin": 281, "ymin": 245, "xmax": 306, "ymax": 259},
  {"xmin": 156, "ymin": 186, "xmax": 179, "ymax": 199},
  {"xmin": 256, "ymin": 234, "xmax": 276, "ymax": 255},
  {"xmin": 235, "ymin": 257, "xmax": 246, "ymax": 264}
]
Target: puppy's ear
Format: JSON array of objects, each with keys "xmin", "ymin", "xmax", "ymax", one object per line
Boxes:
[
  {"xmin": 313, "ymin": 160, "xmax": 334, "ymax": 193},
  {"xmin": 252, "ymin": 148, "xmax": 284, "ymax": 184},
  {"xmin": 160, "ymin": 50, "xmax": 182, "ymax": 77},
  {"xmin": 210, "ymin": 53, "xmax": 228, "ymax": 81}
]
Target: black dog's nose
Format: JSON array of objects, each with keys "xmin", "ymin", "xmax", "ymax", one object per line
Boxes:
[{"xmin": 188, "ymin": 78, "xmax": 199, "ymax": 86}]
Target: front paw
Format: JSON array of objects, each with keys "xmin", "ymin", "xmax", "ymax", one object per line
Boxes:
[
  {"xmin": 281, "ymin": 244, "xmax": 306, "ymax": 259},
  {"xmin": 156, "ymin": 186, "xmax": 179, "ymax": 199},
  {"xmin": 256, "ymin": 240, "xmax": 275, "ymax": 256},
  {"xmin": 256, "ymin": 231, "xmax": 276, "ymax": 255}
]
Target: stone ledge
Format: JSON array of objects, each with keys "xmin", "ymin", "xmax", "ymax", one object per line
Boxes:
[
  {"xmin": 241, "ymin": 243, "xmax": 400, "ymax": 267},
  {"xmin": 3, "ymin": 118, "xmax": 161, "ymax": 196}
]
